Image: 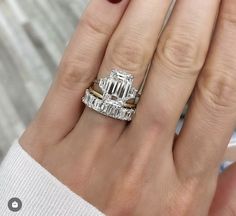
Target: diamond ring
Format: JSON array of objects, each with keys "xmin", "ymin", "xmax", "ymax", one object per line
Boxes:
[{"xmin": 82, "ymin": 69, "xmax": 140, "ymax": 121}]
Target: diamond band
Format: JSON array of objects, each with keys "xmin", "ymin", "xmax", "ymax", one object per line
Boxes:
[
  {"xmin": 82, "ymin": 69, "xmax": 139, "ymax": 121},
  {"xmin": 82, "ymin": 89, "xmax": 135, "ymax": 121}
]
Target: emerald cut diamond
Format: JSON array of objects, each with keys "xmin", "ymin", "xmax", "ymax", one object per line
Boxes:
[{"xmin": 99, "ymin": 69, "xmax": 138, "ymax": 106}]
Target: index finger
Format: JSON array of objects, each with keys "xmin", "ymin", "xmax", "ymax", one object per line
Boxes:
[{"xmin": 20, "ymin": 0, "xmax": 130, "ymax": 147}]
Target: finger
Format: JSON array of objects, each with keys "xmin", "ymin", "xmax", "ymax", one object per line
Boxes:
[
  {"xmin": 129, "ymin": 0, "xmax": 220, "ymax": 151},
  {"xmin": 174, "ymin": 0, "xmax": 236, "ymax": 177},
  {"xmin": 74, "ymin": 0, "xmax": 172, "ymax": 142},
  {"xmin": 20, "ymin": 0, "xmax": 130, "ymax": 147},
  {"xmin": 209, "ymin": 162, "xmax": 236, "ymax": 215}
]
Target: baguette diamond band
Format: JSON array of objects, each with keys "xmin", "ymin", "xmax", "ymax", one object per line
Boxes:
[
  {"xmin": 82, "ymin": 69, "xmax": 139, "ymax": 121},
  {"xmin": 82, "ymin": 89, "xmax": 135, "ymax": 121}
]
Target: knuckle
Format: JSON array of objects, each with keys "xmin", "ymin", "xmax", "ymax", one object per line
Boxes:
[
  {"xmin": 146, "ymin": 111, "xmax": 171, "ymax": 135},
  {"xmin": 157, "ymin": 33, "xmax": 202, "ymax": 76},
  {"xmin": 80, "ymin": 12, "xmax": 110, "ymax": 36},
  {"xmin": 222, "ymin": 12, "xmax": 236, "ymax": 26},
  {"xmin": 183, "ymin": 155, "xmax": 217, "ymax": 180},
  {"xmin": 109, "ymin": 37, "xmax": 147, "ymax": 73},
  {"xmin": 180, "ymin": 175, "xmax": 217, "ymax": 203},
  {"xmin": 221, "ymin": 1, "xmax": 236, "ymax": 26},
  {"xmin": 58, "ymin": 59, "xmax": 94, "ymax": 90},
  {"xmin": 224, "ymin": 204, "xmax": 236, "ymax": 216},
  {"xmin": 138, "ymin": 101, "xmax": 174, "ymax": 134},
  {"xmin": 197, "ymin": 70, "xmax": 236, "ymax": 113}
]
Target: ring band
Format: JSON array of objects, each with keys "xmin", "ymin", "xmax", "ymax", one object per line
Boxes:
[
  {"xmin": 82, "ymin": 69, "xmax": 140, "ymax": 121},
  {"xmin": 82, "ymin": 89, "xmax": 135, "ymax": 121}
]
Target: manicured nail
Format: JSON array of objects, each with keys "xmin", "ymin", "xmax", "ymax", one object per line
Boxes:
[{"xmin": 108, "ymin": 0, "xmax": 123, "ymax": 4}]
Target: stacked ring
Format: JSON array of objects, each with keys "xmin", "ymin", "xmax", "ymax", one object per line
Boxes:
[{"xmin": 82, "ymin": 69, "xmax": 140, "ymax": 121}]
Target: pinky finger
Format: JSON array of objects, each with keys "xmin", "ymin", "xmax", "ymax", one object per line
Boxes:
[{"xmin": 209, "ymin": 162, "xmax": 236, "ymax": 215}]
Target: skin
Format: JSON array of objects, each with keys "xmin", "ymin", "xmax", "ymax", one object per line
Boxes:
[{"xmin": 19, "ymin": 0, "xmax": 236, "ymax": 215}]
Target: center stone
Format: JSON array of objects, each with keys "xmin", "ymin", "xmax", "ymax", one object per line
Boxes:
[{"xmin": 99, "ymin": 69, "xmax": 137, "ymax": 105}]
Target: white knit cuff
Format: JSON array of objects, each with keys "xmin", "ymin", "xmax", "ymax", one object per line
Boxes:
[{"xmin": 0, "ymin": 141, "xmax": 105, "ymax": 216}]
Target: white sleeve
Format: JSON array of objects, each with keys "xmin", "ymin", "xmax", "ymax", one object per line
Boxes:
[{"xmin": 0, "ymin": 141, "xmax": 105, "ymax": 216}]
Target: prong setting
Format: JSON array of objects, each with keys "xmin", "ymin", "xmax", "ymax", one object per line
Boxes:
[{"xmin": 83, "ymin": 69, "xmax": 138, "ymax": 121}]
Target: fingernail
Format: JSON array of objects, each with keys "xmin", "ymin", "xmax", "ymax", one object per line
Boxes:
[{"xmin": 107, "ymin": 0, "xmax": 123, "ymax": 4}]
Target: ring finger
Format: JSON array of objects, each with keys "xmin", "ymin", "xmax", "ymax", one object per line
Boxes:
[{"xmin": 72, "ymin": 0, "xmax": 173, "ymax": 144}]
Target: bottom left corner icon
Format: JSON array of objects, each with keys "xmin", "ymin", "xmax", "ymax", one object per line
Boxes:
[{"xmin": 8, "ymin": 197, "xmax": 22, "ymax": 212}]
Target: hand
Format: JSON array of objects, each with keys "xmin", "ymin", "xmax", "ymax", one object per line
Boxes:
[{"xmin": 19, "ymin": 0, "xmax": 236, "ymax": 215}]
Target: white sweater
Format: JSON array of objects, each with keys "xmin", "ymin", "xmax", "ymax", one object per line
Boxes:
[
  {"xmin": 1, "ymin": 138, "xmax": 235, "ymax": 216},
  {"xmin": 0, "ymin": 141, "xmax": 105, "ymax": 216}
]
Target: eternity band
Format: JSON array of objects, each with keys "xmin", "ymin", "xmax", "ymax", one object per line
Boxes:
[{"xmin": 82, "ymin": 89, "xmax": 135, "ymax": 121}]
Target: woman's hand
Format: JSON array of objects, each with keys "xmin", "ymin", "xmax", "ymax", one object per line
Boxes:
[{"xmin": 19, "ymin": 0, "xmax": 236, "ymax": 215}]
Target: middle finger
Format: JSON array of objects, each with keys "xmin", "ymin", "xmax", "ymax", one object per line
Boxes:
[{"xmin": 129, "ymin": 0, "xmax": 221, "ymax": 152}]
